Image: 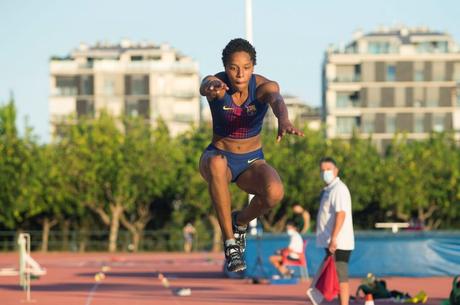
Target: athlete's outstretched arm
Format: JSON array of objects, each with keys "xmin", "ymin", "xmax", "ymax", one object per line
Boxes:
[
  {"xmin": 200, "ymin": 74, "xmax": 229, "ymax": 101},
  {"xmin": 258, "ymin": 80, "xmax": 304, "ymax": 142}
]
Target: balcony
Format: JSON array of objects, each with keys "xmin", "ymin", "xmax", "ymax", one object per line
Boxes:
[
  {"xmin": 332, "ymin": 74, "xmax": 361, "ymax": 83},
  {"xmin": 52, "ymin": 87, "xmax": 78, "ymax": 96},
  {"xmin": 336, "ymin": 99, "xmax": 362, "ymax": 109},
  {"xmin": 415, "ymin": 41, "xmax": 449, "ymax": 54}
]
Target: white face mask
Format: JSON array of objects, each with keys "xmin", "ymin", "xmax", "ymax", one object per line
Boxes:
[
  {"xmin": 287, "ymin": 228, "xmax": 296, "ymax": 236},
  {"xmin": 321, "ymin": 170, "xmax": 335, "ymax": 184}
]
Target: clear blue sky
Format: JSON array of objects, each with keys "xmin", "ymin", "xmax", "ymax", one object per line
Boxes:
[{"xmin": 1, "ymin": 0, "xmax": 459, "ymax": 142}]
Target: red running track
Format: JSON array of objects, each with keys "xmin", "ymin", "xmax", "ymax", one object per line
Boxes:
[{"xmin": 0, "ymin": 252, "xmax": 452, "ymax": 305}]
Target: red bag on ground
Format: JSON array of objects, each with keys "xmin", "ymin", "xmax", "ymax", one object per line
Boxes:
[{"xmin": 315, "ymin": 255, "xmax": 340, "ymax": 301}]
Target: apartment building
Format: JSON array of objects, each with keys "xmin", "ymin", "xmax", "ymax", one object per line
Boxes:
[
  {"xmin": 49, "ymin": 40, "xmax": 200, "ymax": 138},
  {"xmin": 322, "ymin": 26, "xmax": 460, "ymax": 150}
]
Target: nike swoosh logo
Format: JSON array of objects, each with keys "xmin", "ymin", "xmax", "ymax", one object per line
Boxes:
[
  {"xmin": 247, "ymin": 158, "xmax": 259, "ymax": 164},
  {"xmin": 222, "ymin": 106, "xmax": 233, "ymax": 110}
]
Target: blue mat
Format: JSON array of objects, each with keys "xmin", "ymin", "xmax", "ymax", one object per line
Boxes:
[{"xmin": 231, "ymin": 231, "xmax": 460, "ymax": 278}]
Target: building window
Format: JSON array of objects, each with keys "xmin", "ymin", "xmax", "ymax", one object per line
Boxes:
[
  {"xmin": 453, "ymin": 63, "xmax": 460, "ymax": 82},
  {"xmin": 104, "ymin": 79, "xmax": 115, "ymax": 95},
  {"xmin": 437, "ymin": 41, "xmax": 448, "ymax": 52},
  {"xmin": 414, "ymin": 87, "xmax": 424, "ymax": 107},
  {"xmin": 336, "ymin": 117, "xmax": 359, "ymax": 135},
  {"xmin": 414, "ymin": 114, "xmax": 424, "ymax": 133},
  {"xmin": 336, "ymin": 93, "xmax": 349, "ymax": 108},
  {"xmin": 457, "ymin": 86, "xmax": 460, "ymax": 106},
  {"xmin": 414, "ymin": 71, "xmax": 424, "ymax": 81},
  {"xmin": 132, "ymin": 76, "xmax": 148, "ymax": 95},
  {"xmin": 416, "ymin": 42, "xmax": 429, "ymax": 53},
  {"xmin": 368, "ymin": 42, "xmax": 391, "ymax": 54},
  {"xmin": 76, "ymin": 99, "xmax": 94, "ymax": 117},
  {"xmin": 425, "ymin": 87, "xmax": 439, "ymax": 107},
  {"xmin": 362, "ymin": 114, "xmax": 375, "ymax": 133},
  {"xmin": 86, "ymin": 57, "xmax": 94, "ymax": 68},
  {"xmin": 385, "ymin": 114, "xmax": 396, "ymax": 133},
  {"xmin": 345, "ymin": 42, "xmax": 357, "ymax": 54},
  {"xmin": 416, "ymin": 41, "xmax": 448, "ymax": 53},
  {"xmin": 432, "ymin": 62, "xmax": 445, "ymax": 81},
  {"xmin": 336, "ymin": 65, "xmax": 356, "ymax": 82},
  {"xmin": 125, "ymin": 99, "xmax": 150, "ymax": 118},
  {"xmin": 386, "ymin": 64, "xmax": 396, "ymax": 81},
  {"xmin": 336, "ymin": 92, "xmax": 360, "ymax": 108},
  {"xmin": 80, "ymin": 75, "xmax": 93, "ymax": 95},
  {"xmin": 131, "ymin": 55, "xmax": 143, "ymax": 61},
  {"xmin": 126, "ymin": 75, "xmax": 149, "ymax": 95},
  {"xmin": 354, "ymin": 65, "xmax": 361, "ymax": 81},
  {"xmin": 433, "ymin": 113, "xmax": 445, "ymax": 132},
  {"xmin": 55, "ymin": 76, "xmax": 77, "ymax": 96},
  {"xmin": 147, "ymin": 55, "xmax": 161, "ymax": 61},
  {"xmin": 367, "ymin": 87, "xmax": 380, "ymax": 108},
  {"xmin": 414, "ymin": 62, "xmax": 424, "ymax": 81}
]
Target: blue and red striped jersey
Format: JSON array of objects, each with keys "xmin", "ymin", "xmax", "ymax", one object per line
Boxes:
[{"xmin": 208, "ymin": 74, "xmax": 268, "ymax": 139}]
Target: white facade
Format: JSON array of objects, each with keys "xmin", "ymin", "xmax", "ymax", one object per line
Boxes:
[{"xmin": 49, "ymin": 40, "xmax": 200, "ymax": 138}]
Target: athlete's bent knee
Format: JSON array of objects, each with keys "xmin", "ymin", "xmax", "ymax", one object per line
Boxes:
[{"xmin": 265, "ymin": 183, "xmax": 284, "ymax": 208}]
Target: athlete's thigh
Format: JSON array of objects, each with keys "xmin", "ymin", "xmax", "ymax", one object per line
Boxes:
[
  {"xmin": 235, "ymin": 161, "xmax": 282, "ymax": 195},
  {"xmin": 199, "ymin": 149, "xmax": 232, "ymax": 183}
]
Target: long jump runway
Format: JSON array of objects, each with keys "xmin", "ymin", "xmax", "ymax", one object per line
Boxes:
[{"xmin": 0, "ymin": 252, "xmax": 452, "ymax": 305}]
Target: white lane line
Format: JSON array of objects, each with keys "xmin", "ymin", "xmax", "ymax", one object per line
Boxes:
[{"xmin": 84, "ymin": 282, "xmax": 100, "ymax": 305}]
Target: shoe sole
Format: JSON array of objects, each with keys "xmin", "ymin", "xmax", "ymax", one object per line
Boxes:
[{"xmin": 228, "ymin": 265, "xmax": 247, "ymax": 273}]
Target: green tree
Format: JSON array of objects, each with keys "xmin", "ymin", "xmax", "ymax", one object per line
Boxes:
[
  {"xmin": 119, "ymin": 119, "xmax": 183, "ymax": 251},
  {"xmin": 27, "ymin": 143, "xmax": 79, "ymax": 252},
  {"xmin": 60, "ymin": 113, "xmax": 126, "ymax": 252},
  {"xmin": 0, "ymin": 99, "xmax": 37, "ymax": 230},
  {"xmin": 378, "ymin": 132, "xmax": 460, "ymax": 229}
]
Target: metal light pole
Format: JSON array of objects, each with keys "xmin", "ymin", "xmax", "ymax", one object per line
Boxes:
[
  {"xmin": 245, "ymin": 0, "xmax": 253, "ymax": 44},
  {"xmin": 246, "ymin": 0, "xmax": 258, "ymax": 235}
]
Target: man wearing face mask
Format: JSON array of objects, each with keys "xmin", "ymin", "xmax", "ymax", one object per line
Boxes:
[
  {"xmin": 269, "ymin": 221, "xmax": 304, "ymax": 278},
  {"xmin": 314, "ymin": 157, "xmax": 354, "ymax": 305}
]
